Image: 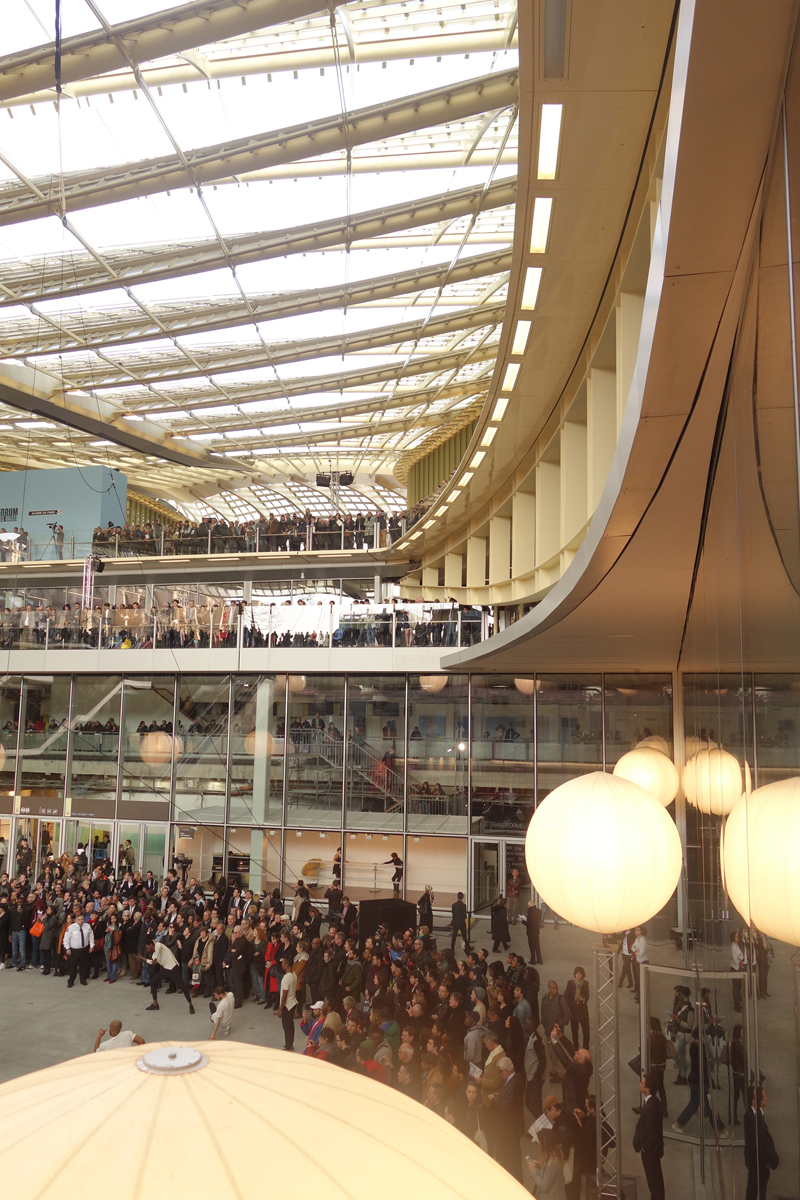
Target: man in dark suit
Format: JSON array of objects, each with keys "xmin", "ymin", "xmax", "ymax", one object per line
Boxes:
[
  {"xmin": 744, "ymin": 1086, "xmax": 779, "ymax": 1200},
  {"xmin": 633, "ymin": 1075, "xmax": 664, "ymax": 1200},
  {"xmin": 489, "ymin": 1057, "xmax": 525, "ymax": 1181},
  {"xmin": 451, "ymin": 891, "xmax": 471, "ymax": 952},
  {"xmin": 523, "ymin": 899, "xmax": 543, "ymax": 963}
]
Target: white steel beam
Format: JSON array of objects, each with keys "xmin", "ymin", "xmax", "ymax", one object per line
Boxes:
[
  {"xmin": 0, "ymin": 0, "xmax": 345, "ymax": 104},
  {"xmin": 113, "ymin": 342, "xmax": 500, "ymax": 412},
  {"xmin": 0, "ymin": 177, "xmax": 515, "ymax": 306},
  {"xmin": 57, "ymin": 302, "xmax": 506, "ymax": 389},
  {"xmin": 2, "ymin": 249, "xmax": 510, "ymax": 357},
  {"xmin": 0, "ymin": 69, "xmax": 519, "ymax": 225}
]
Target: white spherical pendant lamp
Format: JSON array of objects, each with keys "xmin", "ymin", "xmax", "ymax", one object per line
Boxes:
[
  {"xmin": 525, "ymin": 771, "xmax": 682, "ymax": 934},
  {"xmin": 139, "ymin": 731, "xmax": 183, "ymax": 765},
  {"xmin": 684, "ymin": 747, "xmax": 745, "ymax": 816},
  {"xmin": 683, "ymin": 735, "xmax": 707, "ymax": 761},
  {"xmin": 514, "ymin": 677, "xmax": 535, "ymax": 695},
  {"xmin": 244, "ymin": 729, "xmax": 274, "ymax": 758},
  {"xmin": 0, "ymin": 1041, "xmax": 531, "ymax": 1199},
  {"xmin": 419, "ymin": 675, "xmax": 448, "ymax": 693},
  {"xmin": 721, "ymin": 778, "xmax": 800, "ymax": 945},
  {"xmin": 287, "ymin": 675, "xmax": 306, "ymax": 694},
  {"xmin": 636, "ymin": 735, "xmax": 670, "ymax": 756},
  {"xmin": 613, "ymin": 746, "xmax": 679, "ymax": 807}
]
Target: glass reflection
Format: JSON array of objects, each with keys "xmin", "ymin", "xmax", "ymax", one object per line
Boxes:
[
  {"xmin": 0, "ymin": 676, "xmax": 20, "ymax": 816},
  {"xmin": 407, "ymin": 674, "xmax": 468, "ymax": 834},
  {"xmin": 18, "ymin": 676, "xmax": 70, "ymax": 816},
  {"xmin": 68, "ymin": 676, "xmax": 122, "ymax": 821},
  {"xmin": 229, "ymin": 676, "xmax": 285, "ymax": 826},
  {"xmin": 754, "ymin": 673, "xmax": 800, "ymax": 785},
  {"xmin": 604, "ymin": 674, "xmax": 673, "ymax": 767},
  {"xmin": 345, "ymin": 674, "xmax": 405, "ymax": 831},
  {"xmin": 536, "ymin": 675, "xmax": 602, "ymax": 798},
  {"xmin": 174, "ymin": 676, "xmax": 230, "ymax": 824},
  {"xmin": 119, "ymin": 676, "xmax": 175, "ymax": 821},
  {"xmin": 285, "ymin": 675, "xmax": 344, "ymax": 828},
  {"xmin": 471, "ymin": 675, "xmax": 534, "ymax": 835}
]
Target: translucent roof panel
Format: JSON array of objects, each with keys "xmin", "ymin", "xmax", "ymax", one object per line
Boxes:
[{"xmin": 0, "ymin": 0, "xmax": 518, "ymax": 503}]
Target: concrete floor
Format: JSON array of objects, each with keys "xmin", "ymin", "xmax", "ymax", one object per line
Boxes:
[{"xmin": 0, "ymin": 917, "xmax": 796, "ymax": 1200}]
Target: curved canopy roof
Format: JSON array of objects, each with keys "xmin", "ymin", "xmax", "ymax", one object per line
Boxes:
[{"xmin": 0, "ymin": 0, "xmax": 518, "ymax": 519}]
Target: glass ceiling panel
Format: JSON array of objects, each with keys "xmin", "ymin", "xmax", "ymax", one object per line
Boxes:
[{"xmin": 0, "ymin": 0, "xmax": 517, "ymax": 500}]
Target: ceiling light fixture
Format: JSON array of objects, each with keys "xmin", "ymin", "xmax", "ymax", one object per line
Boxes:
[
  {"xmin": 459, "ymin": 472, "xmax": 474, "ymax": 486},
  {"xmin": 512, "ymin": 320, "xmax": 531, "ymax": 355},
  {"xmin": 469, "ymin": 452, "xmax": 485, "ymax": 469},
  {"xmin": 502, "ymin": 363, "xmax": 520, "ymax": 390},
  {"xmin": 530, "ymin": 196, "xmax": 554, "ymax": 253},
  {"xmin": 481, "ymin": 426, "xmax": 497, "ymax": 447},
  {"xmin": 537, "ymin": 104, "xmax": 563, "ymax": 180},
  {"xmin": 521, "ymin": 267, "xmax": 543, "ymax": 311},
  {"xmin": 491, "ymin": 398, "xmax": 509, "ymax": 422}
]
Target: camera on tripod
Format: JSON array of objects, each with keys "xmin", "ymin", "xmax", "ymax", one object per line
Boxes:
[{"xmin": 46, "ymin": 522, "xmax": 57, "ymax": 530}]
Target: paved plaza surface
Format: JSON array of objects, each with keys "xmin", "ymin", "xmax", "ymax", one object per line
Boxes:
[{"xmin": 1, "ymin": 917, "xmax": 795, "ymax": 1199}]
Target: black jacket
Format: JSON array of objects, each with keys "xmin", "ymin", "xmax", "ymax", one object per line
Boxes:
[
  {"xmin": 451, "ymin": 900, "xmax": 468, "ymax": 928},
  {"xmin": 633, "ymin": 1095, "xmax": 664, "ymax": 1159},
  {"xmin": 490, "ymin": 902, "xmax": 510, "ymax": 942},
  {"xmin": 744, "ymin": 1107, "xmax": 779, "ymax": 1174},
  {"xmin": 304, "ymin": 945, "xmax": 325, "ymax": 989}
]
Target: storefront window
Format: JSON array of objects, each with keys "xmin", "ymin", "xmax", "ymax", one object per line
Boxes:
[
  {"xmin": 229, "ymin": 675, "xmax": 285, "ymax": 825},
  {"xmin": 285, "ymin": 675, "xmax": 344, "ymax": 829},
  {"xmin": 174, "ymin": 676, "xmax": 230, "ymax": 824},
  {"xmin": 226, "ymin": 826, "xmax": 282, "ymax": 895},
  {"xmin": 407, "ymin": 674, "xmax": 468, "ymax": 835},
  {"xmin": 345, "ymin": 674, "xmax": 405, "ymax": 831},
  {"xmin": 172, "ymin": 824, "xmax": 223, "ymax": 890},
  {"xmin": 470, "ymin": 675, "xmax": 534, "ymax": 835},
  {"xmin": 536, "ymin": 675, "xmax": 602, "ymax": 799}
]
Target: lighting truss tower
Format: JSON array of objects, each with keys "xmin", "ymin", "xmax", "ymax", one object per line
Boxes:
[{"xmin": 594, "ymin": 941, "xmax": 621, "ymax": 1199}]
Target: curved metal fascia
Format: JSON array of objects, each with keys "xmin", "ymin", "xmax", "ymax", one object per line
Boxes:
[
  {"xmin": 0, "ymin": 178, "xmax": 515, "ymax": 306},
  {"xmin": 0, "ymin": 0, "xmax": 343, "ymax": 103},
  {"xmin": 0, "ymin": 69, "xmax": 519, "ymax": 225},
  {"xmin": 441, "ymin": 0, "xmax": 694, "ymax": 670}
]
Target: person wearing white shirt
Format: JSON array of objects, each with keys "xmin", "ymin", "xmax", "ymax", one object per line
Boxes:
[
  {"xmin": 275, "ymin": 955, "xmax": 297, "ymax": 1051},
  {"xmin": 63, "ymin": 914, "xmax": 95, "ymax": 987},
  {"xmin": 143, "ymin": 938, "xmax": 195, "ymax": 1014},
  {"xmin": 210, "ymin": 986, "xmax": 235, "ymax": 1039},
  {"xmin": 94, "ymin": 1020, "xmax": 144, "ymax": 1052},
  {"xmin": 631, "ymin": 926, "xmax": 649, "ymax": 1003}
]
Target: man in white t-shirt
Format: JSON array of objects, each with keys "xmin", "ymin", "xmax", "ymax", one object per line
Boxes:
[
  {"xmin": 210, "ymin": 985, "xmax": 235, "ymax": 1039},
  {"xmin": 275, "ymin": 956, "xmax": 297, "ymax": 1051},
  {"xmin": 94, "ymin": 1020, "xmax": 145, "ymax": 1052}
]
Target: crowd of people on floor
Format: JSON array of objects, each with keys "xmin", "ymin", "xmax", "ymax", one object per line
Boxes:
[{"xmin": 0, "ymin": 844, "xmax": 781, "ymax": 1198}]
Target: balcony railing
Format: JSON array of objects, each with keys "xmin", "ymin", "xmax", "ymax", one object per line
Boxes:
[{"xmin": 0, "ymin": 602, "xmax": 486, "ymax": 651}]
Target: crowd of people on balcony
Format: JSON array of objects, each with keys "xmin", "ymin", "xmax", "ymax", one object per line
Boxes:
[
  {"xmin": 90, "ymin": 509, "xmax": 416, "ymax": 558},
  {"xmin": 0, "ymin": 597, "xmax": 484, "ymax": 651}
]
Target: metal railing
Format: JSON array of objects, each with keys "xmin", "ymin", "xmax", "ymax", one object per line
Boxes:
[{"xmin": 0, "ymin": 604, "xmax": 485, "ymax": 651}]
